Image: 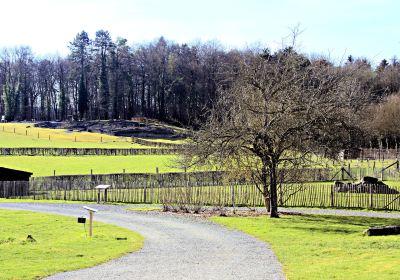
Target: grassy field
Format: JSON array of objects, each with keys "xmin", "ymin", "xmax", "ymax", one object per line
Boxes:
[
  {"xmin": 0, "ymin": 123, "xmax": 150, "ymax": 148},
  {"xmin": 212, "ymin": 214, "xmax": 400, "ymax": 280},
  {"xmin": 0, "ymin": 209, "xmax": 143, "ymax": 280},
  {"xmin": 0, "ymin": 155, "xmax": 180, "ymax": 176},
  {"xmin": 137, "ymin": 138, "xmax": 186, "ymax": 144}
]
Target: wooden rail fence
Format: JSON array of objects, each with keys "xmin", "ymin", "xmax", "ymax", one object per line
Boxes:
[{"xmin": 0, "ymin": 147, "xmax": 178, "ymax": 156}]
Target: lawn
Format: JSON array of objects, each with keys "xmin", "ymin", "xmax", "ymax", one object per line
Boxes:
[
  {"xmin": 0, "ymin": 209, "xmax": 143, "ymax": 280},
  {"xmin": 0, "ymin": 123, "xmax": 150, "ymax": 148},
  {"xmin": 0, "ymin": 155, "xmax": 180, "ymax": 176},
  {"xmin": 212, "ymin": 214, "xmax": 400, "ymax": 280}
]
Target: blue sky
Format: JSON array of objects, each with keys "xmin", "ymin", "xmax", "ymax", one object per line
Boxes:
[{"xmin": 0, "ymin": 0, "xmax": 398, "ymax": 64}]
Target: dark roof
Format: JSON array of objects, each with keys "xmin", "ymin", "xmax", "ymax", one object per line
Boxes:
[{"xmin": 0, "ymin": 167, "xmax": 33, "ymax": 181}]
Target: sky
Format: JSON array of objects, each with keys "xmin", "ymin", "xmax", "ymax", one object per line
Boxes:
[{"xmin": 0, "ymin": 0, "xmax": 398, "ymax": 64}]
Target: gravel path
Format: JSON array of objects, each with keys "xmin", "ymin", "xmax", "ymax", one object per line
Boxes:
[{"xmin": 0, "ymin": 203, "xmax": 285, "ymax": 280}]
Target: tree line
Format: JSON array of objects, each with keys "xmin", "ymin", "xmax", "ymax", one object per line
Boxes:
[
  {"xmin": 0, "ymin": 30, "xmax": 400, "ymax": 132},
  {"xmin": 0, "ymin": 30, "xmax": 239, "ymax": 125}
]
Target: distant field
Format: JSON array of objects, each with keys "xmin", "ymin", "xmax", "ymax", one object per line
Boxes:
[
  {"xmin": 138, "ymin": 138, "xmax": 186, "ymax": 144},
  {"xmin": 0, "ymin": 123, "xmax": 150, "ymax": 148},
  {"xmin": 0, "ymin": 155, "xmax": 180, "ymax": 176}
]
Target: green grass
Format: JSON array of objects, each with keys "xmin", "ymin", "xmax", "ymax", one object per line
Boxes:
[
  {"xmin": 0, "ymin": 198, "xmax": 97, "ymax": 204},
  {"xmin": 0, "ymin": 209, "xmax": 144, "ymax": 280},
  {"xmin": 138, "ymin": 138, "xmax": 186, "ymax": 144},
  {"xmin": 126, "ymin": 206, "xmax": 162, "ymax": 211},
  {"xmin": 212, "ymin": 214, "xmax": 400, "ymax": 280},
  {"xmin": 0, "ymin": 123, "xmax": 150, "ymax": 148},
  {"xmin": 0, "ymin": 155, "xmax": 181, "ymax": 176}
]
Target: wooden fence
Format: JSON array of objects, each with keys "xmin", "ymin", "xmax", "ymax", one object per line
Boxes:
[
  {"xmin": 331, "ymin": 164, "xmax": 400, "ymax": 181},
  {"xmin": 359, "ymin": 148, "xmax": 399, "ymax": 160},
  {"xmin": 0, "ymin": 181, "xmax": 29, "ymax": 198},
  {"xmin": 2, "ymin": 169, "xmax": 400, "ymax": 211},
  {"xmin": 131, "ymin": 137, "xmax": 183, "ymax": 148},
  {"xmin": 0, "ymin": 147, "xmax": 178, "ymax": 156}
]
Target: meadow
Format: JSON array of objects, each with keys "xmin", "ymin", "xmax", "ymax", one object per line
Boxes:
[
  {"xmin": 0, "ymin": 123, "xmax": 149, "ymax": 148},
  {"xmin": 0, "ymin": 155, "xmax": 180, "ymax": 176},
  {"xmin": 0, "ymin": 209, "xmax": 143, "ymax": 279},
  {"xmin": 212, "ymin": 214, "xmax": 400, "ymax": 280}
]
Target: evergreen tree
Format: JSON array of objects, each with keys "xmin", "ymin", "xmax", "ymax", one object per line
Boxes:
[
  {"xmin": 94, "ymin": 30, "xmax": 113, "ymax": 119},
  {"xmin": 69, "ymin": 31, "xmax": 90, "ymax": 119}
]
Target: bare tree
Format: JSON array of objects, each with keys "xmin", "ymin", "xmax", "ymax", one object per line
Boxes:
[{"xmin": 182, "ymin": 48, "xmax": 366, "ymax": 218}]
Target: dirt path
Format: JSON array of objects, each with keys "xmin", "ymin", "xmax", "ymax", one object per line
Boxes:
[{"xmin": 0, "ymin": 203, "xmax": 285, "ymax": 280}]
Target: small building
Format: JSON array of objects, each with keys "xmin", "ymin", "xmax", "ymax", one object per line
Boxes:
[
  {"xmin": 0, "ymin": 167, "xmax": 32, "ymax": 198},
  {"xmin": 0, "ymin": 167, "xmax": 33, "ymax": 181}
]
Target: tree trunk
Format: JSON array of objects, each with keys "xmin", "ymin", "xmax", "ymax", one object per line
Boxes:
[
  {"xmin": 269, "ymin": 161, "xmax": 279, "ymax": 218},
  {"xmin": 261, "ymin": 163, "xmax": 271, "ymax": 212}
]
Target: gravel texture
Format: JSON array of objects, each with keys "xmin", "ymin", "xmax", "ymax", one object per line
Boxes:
[{"xmin": 0, "ymin": 203, "xmax": 285, "ymax": 280}]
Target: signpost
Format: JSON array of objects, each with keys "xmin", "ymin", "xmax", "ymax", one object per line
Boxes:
[{"xmin": 83, "ymin": 206, "xmax": 98, "ymax": 237}]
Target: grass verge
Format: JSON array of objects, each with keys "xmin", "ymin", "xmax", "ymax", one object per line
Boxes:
[
  {"xmin": 0, "ymin": 209, "xmax": 143, "ymax": 280},
  {"xmin": 211, "ymin": 214, "xmax": 400, "ymax": 280}
]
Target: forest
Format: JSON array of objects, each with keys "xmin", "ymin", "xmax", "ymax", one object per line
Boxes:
[{"xmin": 0, "ymin": 30, "xmax": 400, "ymax": 143}]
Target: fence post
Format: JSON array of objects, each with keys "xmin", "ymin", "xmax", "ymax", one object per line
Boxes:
[
  {"xmin": 64, "ymin": 182, "xmax": 67, "ymax": 201},
  {"xmin": 230, "ymin": 183, "xmax": 236, "ymax": 213},
  {"xmin": 32, "ymin": 178, "xmax": 35, "ymax": 200},
  {"xmin": 369, "ymin": 184, "xmax": 373, "ymax": 209},
  {"xmin": 330, "ymin": 184, "xmax": 335, "ymax": 207},
  {"xmin": 143, "ymin": 180, "xmax": 147, "ymax": 203}
]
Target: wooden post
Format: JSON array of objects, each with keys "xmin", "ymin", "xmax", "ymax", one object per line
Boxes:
[
  {"xmin": 231, "ymin": 184, "xmax": 235, "ymax": 212},
  {"xmin": 89, "ymin": 211, "xmax": 93, "ymax": 237},
  {"xmin": 143, "ymin": 182, "xmax": 147, "ymax": 203},
  {"xmin": 25, "ymin": 130, "xmax": 27, "ymax": 136},
  {"xmin": 369, "ymin": 184, "xmax": 373, "ymax": 209},
  {"xmin": 330, "ymin": 184, "xmax": 335, "ymax": 207},
  {"xmin": 53, "ymin": 170, "xmax": 56, "ymax": 176},
  {"xmin": 104, "ymin": 188, "xmax": 107, "ymax": 203},
  {"xmin": 373, "ymin": 161, "xmax": 376, "ymax": 176},
  {"xmin": 97, "ymin": 190, "xmax": 100, "ymax": 203}
]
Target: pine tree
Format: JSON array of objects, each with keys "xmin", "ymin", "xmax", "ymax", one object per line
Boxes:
[{"xmin": 69, "ymin": 31, "xmax": 90, "ymax": 119}]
